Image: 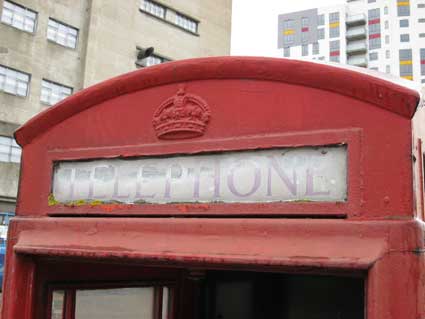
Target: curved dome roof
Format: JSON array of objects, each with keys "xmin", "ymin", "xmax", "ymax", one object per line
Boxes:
[{"xmin": 15, "ymin": 56, "xmax": 421, "ymax": 146}]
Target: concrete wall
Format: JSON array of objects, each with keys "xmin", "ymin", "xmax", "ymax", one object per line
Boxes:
[
  {"xmin": 0, "ymin": 0, "xmax": 90, "ymax": 124},
  {"xmin": 83, "ymin": 0, "xmax": 232, "ymax": 86}
]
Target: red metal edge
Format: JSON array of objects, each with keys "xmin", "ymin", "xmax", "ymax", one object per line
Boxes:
[
  {"xmin": 14, "ymin": 56, "xmax": 420, "ymax": 147},
  {"xmin": 43, "ymin": 128, "xmax": 361, "ymax": 217}
]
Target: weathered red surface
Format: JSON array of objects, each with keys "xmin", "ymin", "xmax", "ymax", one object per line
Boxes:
[
  {"xmin": 15, "ymin": 56, "xmax": 419, "ymax": 147},
  {"xmin": 13, "ymin": 57, "xmax": 419, "ymax": 219},
  {"xmin": 2, "ymin": 57, "xmax": 424, "ymax": 318}
]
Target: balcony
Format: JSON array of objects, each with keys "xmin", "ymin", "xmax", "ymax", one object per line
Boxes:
[
  {"xmin": 346, "ymin": 40, "xmax": 367, "ymax": 55},
  {"xmin": 346, "ymin": 14, "xmax": 366, "ymax": 27},
  {"xmin": 347, "ymin": 55, "xmax": 367, "ymax": 67},
  {"xmin": 346, "ymin": 26, "xmax": 367, "ymax": 40}
]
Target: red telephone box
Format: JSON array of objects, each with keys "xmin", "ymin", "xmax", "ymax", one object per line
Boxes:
[{"xmin": 2, "ymin": 57, "xmax": 424, "ymax": 319}]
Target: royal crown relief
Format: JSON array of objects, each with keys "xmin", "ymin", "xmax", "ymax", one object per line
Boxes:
[{"xmin": 153, "ymin": 86, "xmax": 211, "ymax": 140}]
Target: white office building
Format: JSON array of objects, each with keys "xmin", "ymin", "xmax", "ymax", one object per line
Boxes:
[{"xmin": 277, "ymin": 0, "xmax": 425, "ymax": 83}]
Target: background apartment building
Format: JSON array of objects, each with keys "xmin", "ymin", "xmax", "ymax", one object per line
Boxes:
[
  {"xmin": 278, "ymin": 0, "xmax": 425, "ymax": 84},
  {"xmin": 0, "ymin": 0, "xmax": 232, "ymax": 213}
]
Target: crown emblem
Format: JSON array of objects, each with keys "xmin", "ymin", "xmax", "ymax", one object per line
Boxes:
[{"xmin": 153, "ymin": 87, "xmax": 211, "ymax": 139}]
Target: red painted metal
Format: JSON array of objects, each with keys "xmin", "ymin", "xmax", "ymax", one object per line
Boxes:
[
  {"xmin": 369, "ymin": 33, "xmax": 381, "ymax": 39},
  {"xmin": 368, "ymin": 18, "xmax": 380, "ymax": 25},
  {"xmin": 2, "ymin": 57, "xmax": 424, "ymax": 319}
]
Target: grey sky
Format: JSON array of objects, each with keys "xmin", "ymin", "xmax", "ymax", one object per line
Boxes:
[{"xmin": 231, "ymin": 0, "xmax": 345, "ymax": 57}]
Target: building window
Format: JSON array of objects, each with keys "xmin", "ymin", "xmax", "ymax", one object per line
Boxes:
[
  {"xmin": 385, "ymin": 20, "xmax": 389, "ymax": 29},
  {"xmin": 40, "ymin": 79, "xmax": 72, "ymax": 106},
  {"xmin": 370, "ymin": 67, "xmax": 379, "ymax": 71},
  {"xmin": 329, "ymin": 25, "xmax": 340, "ymax": 38},
  {"xmin": 386, "ymin": 65, "xmax": 391, "ymax": 73},
  {"xmin": 419, "ymin": 18, "xmax": 425, "ymax": 23},
  {"xmin": 399, "ymin": 19, "xmax": 409, "ymax": 27},
  {"xmin": 317, "ymin": 28, "xmax": 325, "ymax": 39},
  {"xmin": 302, "ymin": 44, "xmax": 309, "ymax": 56},
  {"xmin": 386, "ymin": 50, "xmax": 390, "ymax": 58},
  {"xmin": 329, "ymin": 12, "xmax": 340, "ymax": 38},
  {"xmin": 175, "ymin": 12, "xmax": 198, "ymax": 33},
  {"xmin": 369, "ymin": 37, "xmax": 381, "ymax": 49},
  {"xmin": 284, "ymin": 47, "xmax": 290, "ymax": 57},
  {"xmin": 418, "ymin": 3, "xmax": 425, "ymax": 8},
  {"xmin": 400, "ymin": 34, "xmax": 410, "ymax": 42},
  {"xmin": 330, "ymin": 55, "xmax": 340, "ymax": 63},
  {"xmin": 146, "ymin": 54, "xmax": 169, "ymax": 66},
  {"xmin": 313, "ymin": 42, "xmax": 319, "ymax": 55},
  {"xmin": 141, "ymin": 0, "xmax": 166, "ymax": 19},
  {"xmin": 301, "ymin": 17, "xmax": 309, "ymax": 42},
  {"xmin": 368, "ymin": 8, "xmax": 381, "ymax": 49},
  {"xmin": 329, "ymin": 40, "xmax": 340, "ymax": 62},
  {"xmin": 0, "ymin": 65, "xmax": 30, "ymax": 97},
  {"xmin": 399, "ymin": 49, "xmax": 413, "ymax": 80},
  {"xmin": 385, "ymin": 35, "xmax": 389, "ymax": 44},
  {"xmin": 368, "ymin": 0, "xmax": 376, "ymax": 2},
  {"xmin": 318, "ymin": 14, "xmax": 324, "ymax": 26},
  {"xmin": 47, "ymin": 18, "xmax": 78, "ymax": 49},
  {"xmin": 369, "ymin": 52, "xmax": 378, "ymax": 60},
  {"xmin": 420, "ymin": 33, "xmax": 425, "ymax": 38},
  {"xmin": 421, "ymin": 49, "xmax": 425, "ymax": 75},
  {"xmin": 384, "ymin": 6, "xmax": 388, "ymax": 14},
  {"xmin": 283, "ymin": 19, "xmax": 294, "ymax": 30},
  {"xmin": 0, "ymin": 136, "xmax": 21, "ymax": 163},
  {"xmin": 283, "ymin": 19, "xmax": 295, "ymax": 45},
  {"xmin": 1, "ymin": 0, "xmax": 37, "ymax": 33},
  {"xmin": 397, "ymin": 0, "xmax": 410, "ymax": 16},
  {"xmin": 135, "ymin": 47, "xmax": 170, "ymax": 68}
]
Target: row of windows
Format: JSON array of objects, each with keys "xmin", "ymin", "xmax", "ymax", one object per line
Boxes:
[
  {"xmin": 373, "ymin": 0, "xmax": 424, "ymax": 8},
  {"xmin": 329, "ymin": 12, "xmax": 340, "ymax": 39},
  {"xmin": 400, "ymin": 49, "xmax": 413, "ymax": 79},
  {"xmin": 368, "ymin": 8, "xmax": 381, "ymax": 50},
  {"xmin": 0, "ymin": 136, "xmax": 21, "ymax": 164},
  {"xmin": 387, "ymin": 18, "xmax": 425, "ymax": 29},
  {"xmin": 369, "ymin": 50, "xmax": 392, "ymax": 61},
  {"xmin": 285, "ymin": 42, "xmax": 320, "ymax": 57},
  {"xmin": 301, "ymin": 43, "xmax": 320, "ymax": 56},
  {"xmin": 1, "ymin": 1, "xmax": 78, "ymax": 49},
  {"xmin": 0, "ymin": 65, "xmax": 72, "ymax": 105},
  {"xmin": 282, "ymin": 11, "xmax": 340, "ymax": 45},
  {"xmin": 141, "ymin": 0, "xmax": 198, "ymax": 34}
]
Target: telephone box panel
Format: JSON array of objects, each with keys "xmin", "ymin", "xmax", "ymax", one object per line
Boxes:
[{"xmin": 2, "ymin": 57, "xmax": 424, "ymax": 319}]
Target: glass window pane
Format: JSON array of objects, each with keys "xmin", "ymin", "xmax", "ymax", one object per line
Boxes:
[
  {"xmin": 0, "ymin": 154, "xmax": 9, "ymax": 162},
  {"xmin": 51, "ymin": 290, "xmax": 65, "ymax": 319},
  {"xmin": 0, "ymin": 136, "xmax": 11, "ymax": 146},
  {"xmin": 162, "ymin": 287, "xmax": 169, "ymax": 319},
  {"xmin": 0, "ymin": 145, "xmax": 10, "ymax": 155},
  {"xmin": 75, "ymin": 287, "xmax": 154, "ymax": 319}
]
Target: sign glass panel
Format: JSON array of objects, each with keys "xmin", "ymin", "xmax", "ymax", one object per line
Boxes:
[{"xmin": 52, "ymin": 146, "xmax": 347, "ymax": 204}]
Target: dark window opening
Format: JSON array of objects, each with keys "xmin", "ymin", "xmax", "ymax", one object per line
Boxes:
[
  {"xmin": 48, "ymin": 269, "xmax": 364, "ymax": 319},
  {"xmin": 199, "ymin": 271, "xmax": 364, "ymax": 319}
]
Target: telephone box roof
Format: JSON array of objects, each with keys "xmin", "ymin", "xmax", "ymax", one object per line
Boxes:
[{"xmin": 15, "ymin": 56, "xmax": 422, "ymax": 147}]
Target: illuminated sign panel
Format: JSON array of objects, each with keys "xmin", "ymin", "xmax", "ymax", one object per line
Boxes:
[{"xmin": 52, "ymin": 146, "xmax": 347, "ymax": 204}]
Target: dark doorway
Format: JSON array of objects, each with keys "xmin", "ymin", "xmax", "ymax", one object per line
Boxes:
[{"xmin": 200, "ymin": 271, "xmax": 364, "ymax": 319}]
